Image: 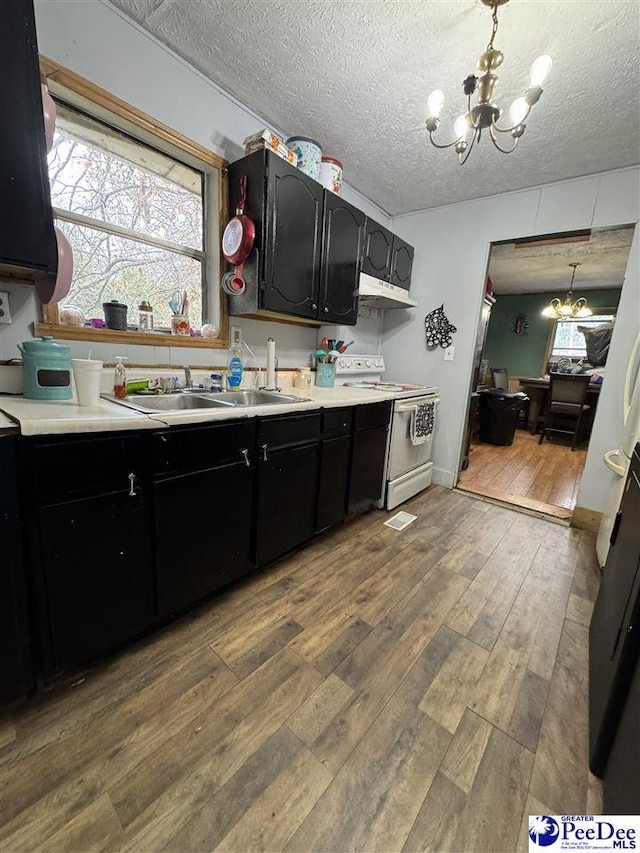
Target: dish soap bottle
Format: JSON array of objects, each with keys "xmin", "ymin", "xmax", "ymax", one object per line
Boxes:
[
  {"xmin": 113, "ymin": 356, "xmax": 128, "ymax": 398},
  {"xmin": 227, "ymin": 347, "xmax": 243, "ymax": 390}
]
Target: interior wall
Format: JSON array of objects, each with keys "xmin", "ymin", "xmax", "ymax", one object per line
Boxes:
[
  {"xmin": 0, "ymin": 0, "xmax": 389, "ymax": 369},
  {"xmin": 483, "ymin": 289, "xmax": 622, "ymax": 379},
  {"xmin": 383, "ymin": 167, "xmax": 639, "ymax": 514}
]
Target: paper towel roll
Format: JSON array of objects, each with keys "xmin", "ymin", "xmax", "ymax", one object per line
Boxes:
[{"xmin": 266, "ymin": 337, "xmax": 277, "ymax": 389}]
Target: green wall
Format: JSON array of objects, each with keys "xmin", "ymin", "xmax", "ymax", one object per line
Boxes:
[{"xmin": 483, "ymin": 289, "xmax": 621, "ymax": 378}]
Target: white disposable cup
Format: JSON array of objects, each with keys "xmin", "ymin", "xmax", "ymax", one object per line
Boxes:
[{"xmin": 71, "ymin": 359, "xmax": 103, "ymax": 407}]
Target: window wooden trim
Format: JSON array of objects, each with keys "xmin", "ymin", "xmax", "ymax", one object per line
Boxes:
[{"xmin": 38, "ymin": 55, "xmax": 230, "ymax": 350}]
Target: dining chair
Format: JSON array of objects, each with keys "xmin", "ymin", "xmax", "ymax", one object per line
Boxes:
[
  {"xmin": 538, "ymin": 372, "xmax": 592, "ymax": 451},
  {"xmin": 491, "ymin": 367, "xmax": 509, "ymax": 390}
]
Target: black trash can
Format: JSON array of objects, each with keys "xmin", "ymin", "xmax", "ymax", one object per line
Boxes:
[{"xmin": 478, "ymin": 389, "xmax": 530, "ymax": 446}]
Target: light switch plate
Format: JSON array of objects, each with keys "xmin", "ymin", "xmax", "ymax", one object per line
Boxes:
[
  {"xmin": 444, "ymin": 345, "xmax": 455, "ymax": 361},
  {"xmin": 230, "ymin": 325, "xmax": 242, "ymax": 348},
  {"xmin": 0, "ymin": 291, "xmax": 11, "ymax": 324}
]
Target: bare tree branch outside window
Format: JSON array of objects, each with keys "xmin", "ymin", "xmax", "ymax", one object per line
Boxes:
[{"xmin": 48, "ymin": 104, "xmax": 205, "ymax": 329}]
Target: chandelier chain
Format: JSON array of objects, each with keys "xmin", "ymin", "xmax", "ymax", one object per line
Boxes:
[{"xmin": 487, "ymin": 1, "xmax": 500, "ymax": 51}]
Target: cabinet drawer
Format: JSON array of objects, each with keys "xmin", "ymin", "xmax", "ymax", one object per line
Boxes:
[
  {"xmin": 151, "ymin": 420, "xmax": 256, "ymax": 475},
  {"xmin": 258, "ymin": 412, "xmax": 321, "ymax": 451},
  {"xmin": 31, "ymin": 433, "xmax": 147, "ymax": 504},
  {"xmin": 354, "ymin": 401, "xmax": 393, "ymax": 430},
  {"xmin": 322, "ymin": 407, "xmax": 353, "ymax": 437}
]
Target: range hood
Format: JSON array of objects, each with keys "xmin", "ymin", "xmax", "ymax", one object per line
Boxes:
[{"xmin": 358, "ymin": 272, "xmax": 417, "ymax": 309}]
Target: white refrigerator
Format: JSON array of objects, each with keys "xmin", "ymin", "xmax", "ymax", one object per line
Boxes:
[{"xmin": 596, "ymin": 332, "xmax": 640, "ymax": 567}]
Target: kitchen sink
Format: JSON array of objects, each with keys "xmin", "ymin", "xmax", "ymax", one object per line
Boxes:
[
  {"xmin": 104, "ymin": 389, "xmax": 310, "ymax": 414},
  {"xmin": 201, "ymin": 390, "xmax": 310, "ymax": 407}
]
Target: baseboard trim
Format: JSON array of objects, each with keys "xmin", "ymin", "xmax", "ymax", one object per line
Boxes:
[{"xmin": 571, "ymin": 506, "xmax": 603, "ymax": 533}]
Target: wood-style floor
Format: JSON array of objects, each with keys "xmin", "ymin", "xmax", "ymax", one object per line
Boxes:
[
  {"xmin": 459, "ymin": 429, "xmax": 588, "ymax": 519},
  {"xmin": 0, "ymin": 487, "xmax": 601, "ymax": 853}
]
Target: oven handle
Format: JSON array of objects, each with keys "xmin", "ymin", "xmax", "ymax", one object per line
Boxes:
[{"xmin": 396, "ymin": 397, "xmax": 438, "ymax": 412}]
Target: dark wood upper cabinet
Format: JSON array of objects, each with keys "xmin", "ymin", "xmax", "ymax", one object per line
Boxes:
[
  {"xmin": 389, "ymin": 235, "xmax": 414, "ymax": 289},
  {"xmin": 320, "ymin": 193, "xmax": 365, "ymax": 324},
  {"xmin": 0, "ymin": 0, "xmax": 57, "ymax": 279},
  {"xmin": 361, "ymin": 219, "xmax": 394, "ymax": 280},
  {"xmin": 228, "ymin": 150, "xmax": 365, "ymax": 325}
]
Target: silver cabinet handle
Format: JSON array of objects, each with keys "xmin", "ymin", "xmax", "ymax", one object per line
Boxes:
[
  {"xmin": 311, "ymin": 303, "xmax": 318, "ymax": 310},
  {"xmin": 241, "ymin": 448, "xmax": 250, "ymax": 467},
  {"xmin": 128, "ymin": 472, "xmax": 136, "ymax": 496},
  {"xmin": 261, "ymin": 443, "xmax": 268, "ymax": 461},
  {"xmin": 324, "ymin": 307, "xmax": 329, "ymax": 313}
]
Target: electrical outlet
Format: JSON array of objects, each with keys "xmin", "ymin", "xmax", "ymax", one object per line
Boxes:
[
  {"xmin": 0, "ymin": 291, "xmax": 11, "ymax": 324},
  {"xmin": 230, "ymin": 325, "xmax": 242, "ymax": 348},
  {"xmin": 444, "ymin": 345, "xmax": 455, "ymax": 361}
]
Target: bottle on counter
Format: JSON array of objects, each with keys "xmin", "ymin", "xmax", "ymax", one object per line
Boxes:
[
  {"xmin": 227, "ymin": 348, "xmax": 243, "ymax": 390},
  {"xmin": 113, "ymin": 356, "xmax": 128, "ymax": 399},
  {"xmin": 138, "ymin": 301, "xmax": 154, "ymax": 332}
]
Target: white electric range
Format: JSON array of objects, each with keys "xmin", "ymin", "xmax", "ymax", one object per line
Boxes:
[{"xmin": 336, "ymin": 355, "xmax": 440, "ymax": 510}]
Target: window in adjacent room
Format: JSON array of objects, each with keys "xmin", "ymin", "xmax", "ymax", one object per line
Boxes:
[{"xmin": 551, "ymin": 315, "xmax": 616, "ymax": 358}]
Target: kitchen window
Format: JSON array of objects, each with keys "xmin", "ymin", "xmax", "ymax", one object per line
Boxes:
[
  {"xmin": 37, "ymin": 57, "xmax": 227, "ymax": 348},
  {"xmin": 551, "ymin": 315, "xmax": 615, "ymax": 358}
]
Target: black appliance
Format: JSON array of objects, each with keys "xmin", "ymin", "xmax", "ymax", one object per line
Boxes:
[{"xmin": 589, "ymin": 442, "xmax": 640, "ymax": 814}]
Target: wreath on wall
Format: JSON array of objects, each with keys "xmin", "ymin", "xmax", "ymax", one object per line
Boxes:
[{"xmin": 424, "ymin": 304, "xmax": 457, "ymax": 349}]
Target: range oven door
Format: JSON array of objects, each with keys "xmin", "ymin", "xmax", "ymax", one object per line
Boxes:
[{"xmin": 388, "ymin": 395, "xmax": 439, "ymax": 481}]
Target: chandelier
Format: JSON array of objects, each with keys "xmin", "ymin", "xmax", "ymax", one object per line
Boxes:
[
  {"xmin": 541, "ymin": 263, "xmax": 592, "ymax": 320},
  {"xmin": 425, "ymin": 0, "xmax": 552, "ymax": 164}
]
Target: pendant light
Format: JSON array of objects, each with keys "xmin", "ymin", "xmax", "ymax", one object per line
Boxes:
[{"xmin": 541, "ymin": 263, "xmax": 593, "ymax": 320}]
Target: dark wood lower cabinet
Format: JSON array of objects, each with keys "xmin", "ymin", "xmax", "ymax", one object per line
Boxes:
[
  {"xmin": 316, "ymin": 435, "xmax": 351, "ymax": 533},
  {"xmin": 154, "ymin": 460, "xmax": 253, "ymax": 615},
  {"xmin": 256, "ymin": 443, "xmax": 320, "ymax": 567},
  {"xmin": 349, "ymin": 426, "xmax": 389, "ymax": 514},
  {"xmin": 39, "ymin": 489, "xmax": 155, "ymax": 670}
]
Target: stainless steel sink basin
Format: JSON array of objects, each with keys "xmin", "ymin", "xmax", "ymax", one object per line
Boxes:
[
  {"xmin": 103, "ymin": 393, "xmax": 235, "ymax": 414},
  {"xmin": 202, "ymin": 390, "xmax": 310, "ymax": 407},
  {"xmin": 104, "ymin": 389, "xmax": 310, "ymax": 414}
]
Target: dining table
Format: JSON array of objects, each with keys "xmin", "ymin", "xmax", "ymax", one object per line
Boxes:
[{"xmin": 518, "ymin": 375, "xmax": 602, "ymax": 435}]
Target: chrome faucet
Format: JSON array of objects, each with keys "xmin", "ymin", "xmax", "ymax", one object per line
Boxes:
[{"xmin": 183, "ymin": 365, "xmax": 192, "ymax": 389}]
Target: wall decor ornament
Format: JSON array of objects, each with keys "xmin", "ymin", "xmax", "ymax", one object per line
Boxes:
[
  {"xmin": 425, "ymin": 304, "xmax": 457, "ymax": 348},
  {"xmin": 512, "ymin": 313, "xmax": 529, "ymax": 335}
]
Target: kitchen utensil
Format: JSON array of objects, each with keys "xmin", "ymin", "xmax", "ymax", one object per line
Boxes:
[
  {"xmin": 222, "ymin": 175, "xmax": 255, "ymax": 265},
  {"xmin": 36, "ymin": 225, "xmax": 74, "ymax": 305},
  {"xmin": 338, "ymin": 341, "xmax": 354, "ymax": 353},
  {"xmin": 18, "ymin": 336, "xmax": 73, "ymax": 400},
  {"xmin": 314, "ymin": 348, "xmax": 328, "ymax": 362},
  {"xmin": 328, "ymin": 350, "xmax": 341, "ymax": 362}
]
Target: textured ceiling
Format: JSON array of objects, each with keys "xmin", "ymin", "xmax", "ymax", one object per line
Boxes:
[
  {"xmin": 108, "ymin": 0, "xmax": 640, "ymax": 216},
  {"xmin": 488, "ymin": 226, "xmax": 636, "ymax": 296}
]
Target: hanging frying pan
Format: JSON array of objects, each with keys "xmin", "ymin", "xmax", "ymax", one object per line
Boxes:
[{"xmin": 222, "ymin": 175, "xmax": 255, "ymax": 266}]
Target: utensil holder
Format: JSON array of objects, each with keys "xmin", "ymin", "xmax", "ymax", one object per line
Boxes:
[
  {"xmin": 315, "ymin": 362, "xmax": 336, "ymax": 388},
  {"xmin": 170, "ymin": 314, "xmax": 190, "ymax": 336}
]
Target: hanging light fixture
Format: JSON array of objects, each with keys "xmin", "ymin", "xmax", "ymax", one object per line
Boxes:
[
  {"xmin": 541, "ymin": 263, "xmax": 593, "ymax": 320},
  {"xmin": 426, "ymin": 0, "xmax": 552, "ymax": 164}
]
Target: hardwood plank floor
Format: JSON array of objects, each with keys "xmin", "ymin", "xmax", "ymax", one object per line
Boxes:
[
  {"xmin": 0, "ymin": 487, "xmax": 601, "ymax": 853},
  {"xmin": 459, "ymin": 428, "xmax": 588, "ymax": 518}
]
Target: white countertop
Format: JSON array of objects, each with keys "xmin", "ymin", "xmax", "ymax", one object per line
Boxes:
[
  {"xmin": 0, "ymin": 411, "xmax": 19, "ymax": 434},
  {"xmin": 0, "ymin": 385, "xmax": 396, "ymax": 436}
]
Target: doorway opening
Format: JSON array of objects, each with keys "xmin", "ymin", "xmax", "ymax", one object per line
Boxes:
[{"xmin": 457, "ymin": 225, "xmax": 635, "ymax": 520}]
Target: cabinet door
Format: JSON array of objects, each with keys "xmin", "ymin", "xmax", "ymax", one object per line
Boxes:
[
  {"xmin": 256, "ymin": 443, "xmax": 319, "ymax": 567},
  {"xmin": 349, "ymin": 426, "xmax": 389, "ymax": 514},
  {"xmin": 389, "ymin": 236, "xmax": 414, "ymax": 290},
  {"xmin": 155, "ymin": 460, "xmax": 253, "ymax": 615},
  {"xmin": 316, "ymin": 435, "xmax": 351, "ymax": 533},
  {"xmin": 263, "ymin": 155, "xmax": 323, "ymax": 318},
  {"xmin": 319, "ymin": 192, "xmax": 365, "ymax": 324},
  {"xmin": 0, "ymin": 0, "xmax": 57, "ymax": 276},
  {"xmin": 361, "ymin": 219, "xmax": 393, "ymax": 280},
  {"xmin": 39, "ymin": 489, "xmax": 154, "ymax": 670},
  {"xmin": 0, "ymin": 437, "xmax": 32, "ymax": 704}
]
